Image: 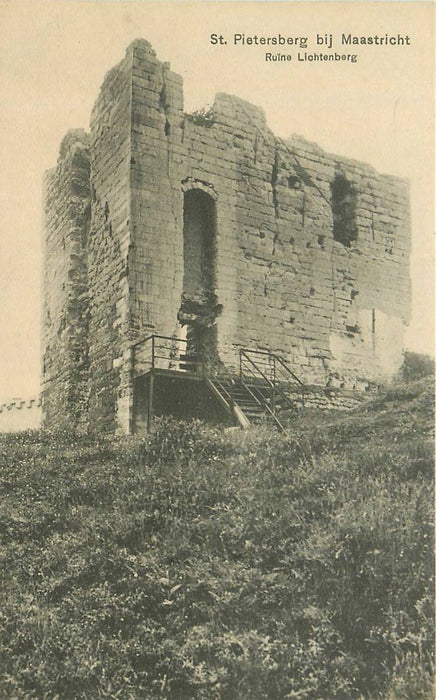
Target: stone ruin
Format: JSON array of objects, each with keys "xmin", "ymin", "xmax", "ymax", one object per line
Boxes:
[{"xmin": 41, "ymin": 39, "xmax": 411, "ymax": 433}]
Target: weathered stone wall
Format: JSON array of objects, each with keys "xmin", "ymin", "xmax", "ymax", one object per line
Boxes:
[
  {"xmin": 41, "ymin": 130, "xmax": 90, "ymax": 429},
  {"xmin": 87, "ymin": 48, "xmax": 134, "ymax": 432},
  {"xmin": 127, "ymin": 39, "xmax": 410, "ymax": 389},
  {"xmin": 42, "ymin": 39, "xmax": 411, "ymax": 432},
  {"xmin": 128, "ymin": 41, "xmax": 185, "ymax": 343}
]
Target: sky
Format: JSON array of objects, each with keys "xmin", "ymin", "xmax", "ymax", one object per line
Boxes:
[{"xmin": 0, "ymin": 0, "xmax": 434, "ymax": 401}]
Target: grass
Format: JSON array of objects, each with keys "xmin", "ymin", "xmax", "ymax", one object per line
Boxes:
[{"xmin": 0, "ymin": 378, "xmax": 434, "ymax": 698}]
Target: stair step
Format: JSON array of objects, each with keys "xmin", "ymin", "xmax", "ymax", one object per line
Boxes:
[
  {"xmin": 245, "ymin": 413, "xmax": 272, "ymax": 423},
  {"xmin": 208, "ymin": 372, "xmax": 302, "ymax": 430}
]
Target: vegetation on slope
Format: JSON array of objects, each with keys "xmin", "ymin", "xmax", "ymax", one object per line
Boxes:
[{"xmin": 0, "ymin": 378, "xmax": 434, "ymax": 699}]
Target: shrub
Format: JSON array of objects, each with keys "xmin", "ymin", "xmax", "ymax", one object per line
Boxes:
[
  {"xmin": 398, "ymin": 351, "xmax": 434, "ymax": 382},
  {"xmin": 186, "ymin": 107, "xmax": 216, "ymax": 128}
]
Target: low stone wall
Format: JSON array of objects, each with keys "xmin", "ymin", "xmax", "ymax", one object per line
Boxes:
[
  {"xmin": 302, "ymin": 384, "xmax": 374, "ymax": 410},
  {"xmin": 286, "ymin": 383, "xmax": 375, "ymax": 411},
  {"xmin": 0, "ymin": 397, "xmax": 42, "ymax": 433}
]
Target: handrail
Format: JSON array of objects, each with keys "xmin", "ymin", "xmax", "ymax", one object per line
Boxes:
[
  {"xmin": 241, "ymin": 378, "xmax": 284, "ymax": 430},
  {"xmin": 204, "ymin": 366, "xmax": 283, "ymax": 430},
  {"xmin": 203, "ymin": 350, "xmax": 271, "ymax": 428},
  {"xmin": 240, "ymin": 350, "xmax": 275, "ymax": 389},
  {"xmin": 205, "ymin": 376, "xmax": 252, "ymax": 430},
  {"xmin": 239, "ymin": 347, "xmax": 276, "ymax": 358},
  {"xmin": 241, "ymin": 347, "xmax": 303, "ymax": 386},
  {"xmin": 131, "ymin": 333, "xmax": 188, "ymax": 349},
  {"xmin": 204, "ymin": 377, "xmax": 232, "ymax": 415},
  {"xmin": 239, "ymin": 347, "xmax": 305, "ymax": 412},
  {"xmin": 131, "ymin": 333, "xmax": 154, "ymax": 349},
  {"xmin": 241, "ymin": 357, "xmax": 286, "ymax": 412},
  {"xmin": 237, "ymin": 354, "xmax": 287, "ymax": 429},
  {"xmin": 274, "ymin": 354, "xmax": 304, "ymax": 386},
  {"xmin": 131, "ymin": 334, "xmax": 202, "ymax": 377}
]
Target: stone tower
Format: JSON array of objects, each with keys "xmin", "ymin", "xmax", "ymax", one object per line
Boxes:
[{"xmin": 41, "ymin": 39, "xmax": 411, "ymax": 433}]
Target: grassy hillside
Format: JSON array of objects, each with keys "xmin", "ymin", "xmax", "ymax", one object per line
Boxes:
[{"xmin": 0, "ymin": 379, "xmax": 434, "ymax": 699}]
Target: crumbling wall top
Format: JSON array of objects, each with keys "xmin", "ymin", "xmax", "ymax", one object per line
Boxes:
[
  {"xmin": 58, "ymin": 129, "xmax": 89, "ymax": 162},
  {"xmin": 212, "ymin": 92, "xmax": 267, "ymax": 129},
  {"xmin": 127, "ymin": 38, "xmax": 157, "ymax": 58}
]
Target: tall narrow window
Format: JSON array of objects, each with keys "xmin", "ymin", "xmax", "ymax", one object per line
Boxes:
[
  {"xmin": 179, "ymin": 189, "xmax": 220, "ymax": 366},
  {"xmin": 330, "ymin": 174, "xmax": 358, "ymax": 247},
  {"xmin": 182, "ymin": 189, "xmax": 216, "ymax": 297}
]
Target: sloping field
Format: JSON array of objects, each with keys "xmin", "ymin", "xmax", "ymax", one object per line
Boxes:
[{"xmin": 0, "ymin": 379, "xmax": 433, "ymax": 698}]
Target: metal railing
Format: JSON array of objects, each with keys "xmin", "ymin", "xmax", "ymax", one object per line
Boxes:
[
  {"xmin": 239, "ymin": 348, "xmax": 305, "ymax": 409},
  {"xmin": 130, "ymin": 335, "xmax": 305, "ymax": 426},
  {"xmin": 203, "ymin": 353, "xmax": 284, "ymax": 429},
  {"xmin": 131, "ymin": 334, "xmax": 203, "ymax": 376}
]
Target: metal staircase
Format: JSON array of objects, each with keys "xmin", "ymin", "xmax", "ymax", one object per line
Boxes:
[
  {"xmin": 205, "ymin": 374, "xmax": 282, "ymax": 429},
  {"xmin": 205, "ymin": 349, "xmax": 305, "ymax": 431},
  {"xmin": 131, "ymin": 335, "xmax": 305, "ymax": 431}
]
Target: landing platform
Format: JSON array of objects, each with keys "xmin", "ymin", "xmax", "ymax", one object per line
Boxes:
[{"xmin": 133, "ymin": 369, "xmax": 232, "ymax": 433}]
